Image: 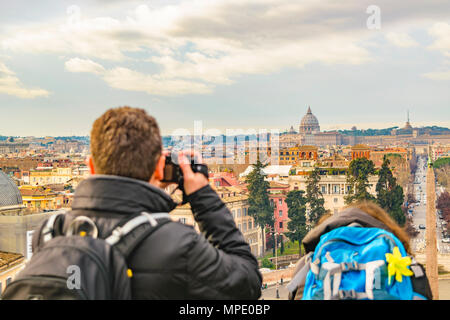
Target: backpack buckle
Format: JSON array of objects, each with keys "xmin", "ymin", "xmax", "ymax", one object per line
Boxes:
[
  {"xmin": 66, "ymin": 216, "xmax": 99, "ymax": 238},
  {"xmin": 338, "ymin": 289, "xmax": 356, "ymax": 300},
  {"xmin": 340, "ymin": 261, "xmax": 358, "ymax": 272},
  {"xmin": 112, "ymin": 226, "xmax": 124, "ymax": 237}
]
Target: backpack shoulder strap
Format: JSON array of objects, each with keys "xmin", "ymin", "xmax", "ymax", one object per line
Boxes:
[
  {"xmin": 409, "ymin": 258, "xmax": 433, "ymax": 300},
  {"xmin": 105, "ymin": 212, "xmax": 172, "ymax": 258},
  {"xmin": 33, "ymin": 211, "xmax": 67, "ymax": 250}
]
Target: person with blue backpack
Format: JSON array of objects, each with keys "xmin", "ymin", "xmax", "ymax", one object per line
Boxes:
[{"xmin": 287, "ymin": 202, "xmax": 433, "ymax": 300}]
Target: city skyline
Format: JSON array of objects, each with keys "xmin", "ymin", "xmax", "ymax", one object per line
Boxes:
[
  {"xmin": 0, "ymin": 1, "xmax": 449, "ymax": 136},
  {"xmin": 1, "ymin": 107, "xmax": 449, "ymax": 138}
]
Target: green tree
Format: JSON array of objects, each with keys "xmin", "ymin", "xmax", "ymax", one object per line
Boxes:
[
  {"xmin": 245, "ymin": 160, "xmax": 274, "ymax": 253},
  {"xmin": 285, "ymin": 190, "xmax": 308, "ymax": 255},
  {"xmin": 279, "ymin": 234, "xmax": 285, "ymax": 255},
  {"xmin": 345, "ymin": 158, "xmax": 376, "ymax": 204},
  {"xmin": 261, "ymin": 257, "xmax": 275, "ymax": 269},
  {"xmin": 306, "ymin": 167, "xmax": 326, "ymax": 226},
  {"xmin": 376, "ymin": 156, "xmax": 406, "ymax": 226}
]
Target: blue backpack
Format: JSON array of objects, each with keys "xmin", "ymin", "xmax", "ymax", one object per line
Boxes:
[{"xmin": 297, "ymin": 226, "xmax": 428, "ymax": 300}]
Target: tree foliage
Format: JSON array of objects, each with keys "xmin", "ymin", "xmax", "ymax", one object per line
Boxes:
[
  {"xmin": 437, "ymin": 191, "xmax": 450, "ymax": 211},
  {"xmin": 434, "ymin": 160, "xmax": 450, "ymax": 188},
  {"xmin": 345, "ymin": 158, "xmax": 376, "ymax": 204},
  {"xmin": 434, "ymin": 157, "xmax": 450, "ymax": 169},
  {"xmin": 437, "ymin": 191, "xmax": 450, "ymax": 227},
  {"xmin": 285, "ymin": 190, "xmax": 308, "ymax": 255},
  {"xmin": 376, "ymin": 156, "xmax": 406, "ymax": 226},
  {"xmin": 306, "ymin": 167, "xmax": 326, "ymax": 226},
  {"xmin": 261, "ymin": 257, "xmax": 275, "ymax": 269},
  {"xmin": 245, "ymin": 160, "xmax": 274, "ymax": 254},
  {"xmin": 404, "ymin": 214, "xmax": 419, "ymax": 238},
  {"xmin": 407, "ymin": 193, "xmax": 416, "ymax": 204},
  {"xmin": 245, "ymin": 160, "xmax": 274, "ymax": 230}
]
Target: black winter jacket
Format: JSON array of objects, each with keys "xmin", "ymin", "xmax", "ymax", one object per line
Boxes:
[{"xmin": 62, "ymin": 175, "xmax": 262, "ymax": 300}]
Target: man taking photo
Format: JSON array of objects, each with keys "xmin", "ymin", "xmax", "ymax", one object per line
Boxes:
[{"xmin": 65, "ymin": 106, "xmax": 262, "ymax": 299}]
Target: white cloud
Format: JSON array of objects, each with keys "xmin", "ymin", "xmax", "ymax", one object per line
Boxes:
[
  {"xmin": 102, "ymin": 67, "xmax": 212, "ymax": 96},
  {"xmin": 65, "ymin": 58, "xmax": 105, "ymax": 74},
  {"xmin": 428, "ymin": 22, "xmax": 450, "ymax": 57},
  {"xmin": 2, "ymin": 0, "xmax": 450, "ymax": 94},
  {"xmin": 423, "ymin": 22, "xmax": 450, "ymax": 80},
  {"xmin": 0, "ymin": 62, "xmax": 50, "ymax": 99},
  {"xmin": 0, "ymin": 1, "xmax": 373, "ymax": 92},
  {"xmin": 385, "ymin": 32, "xmax": 419, "ymax": 48},
  {"xmin": 150, "ymin": 37, "xmax": 371, "ymax": 86},
  {"xmin": 423, "ymin": 70, "xmax": 450, "ymax": 80},
  {"xmin": 65, "ymin": 57, "xmax": 211, "ymax": 95}
]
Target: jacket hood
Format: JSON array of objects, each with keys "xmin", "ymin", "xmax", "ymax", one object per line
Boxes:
[
  {"xmin": 71, "ymin": 174, "xmax": 177, "ymax": 215},
  {"xmin": 302, "ymin": 207, "xmax": 394, "ymax": 253}
]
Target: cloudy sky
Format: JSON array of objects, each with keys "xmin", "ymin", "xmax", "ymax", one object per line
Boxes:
[{"xmin": 0, "ymin": 0, "xmax": 449, "ymax": 136}]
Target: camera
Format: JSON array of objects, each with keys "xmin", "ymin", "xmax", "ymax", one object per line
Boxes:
[{"xmin": 162, "ymin": 152, "xmax": 209, "ymax": 188}]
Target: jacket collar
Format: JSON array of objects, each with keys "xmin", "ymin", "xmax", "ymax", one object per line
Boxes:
[{"xmin": 71, "ymin": 174, "xmax": 177, "ymax": 215}]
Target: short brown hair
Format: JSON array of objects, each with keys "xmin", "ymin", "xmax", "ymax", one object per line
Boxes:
[{"xmin": 90, "ymin": 106, "xmax": 162, "ymax": 181}]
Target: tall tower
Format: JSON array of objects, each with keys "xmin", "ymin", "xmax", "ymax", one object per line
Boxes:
[
  {"xmin": 404, "ymin": 109, "xmax": 412, "ymax": 130},
  {"xmin": 426, "ymin": 149, "xmax": 439, "ymax": 299}
]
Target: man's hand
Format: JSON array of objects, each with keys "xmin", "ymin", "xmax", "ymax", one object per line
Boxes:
[
  {"xmin": 154, "ymin": 150, "xmax": 177, "ymax": 190},
  {"xmin": 178, "ymin": 150, "xmax": 209, "ymax": 196}
]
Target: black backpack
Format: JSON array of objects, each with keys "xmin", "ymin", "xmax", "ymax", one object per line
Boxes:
[{"xmin": 1, "ymin": 211, "xmax": 171, "ymax": 300}]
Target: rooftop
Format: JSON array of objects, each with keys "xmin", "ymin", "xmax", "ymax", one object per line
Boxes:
[
  {"xmin": 19, "ymin": 186, "xmax": 57, "ymax": 197},
  {"xmin": 0, "ymin": 170, "xmax": 23, "ymax": 209},
  {"xmin": 0, "ymin": 251, "xmax": 24, "ymax": 271},
  {"xmin": 269, "ymin": 181, "xmax": 290, "ymax": 189}
]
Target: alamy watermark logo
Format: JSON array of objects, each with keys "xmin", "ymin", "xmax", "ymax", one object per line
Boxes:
[
  {"xmin": 366, "ymin": 5, "xmax": 381, "ymax": 30},
  {"xmin": 67, "ymin": 265, "xmax": 81, "ymax": 290}
]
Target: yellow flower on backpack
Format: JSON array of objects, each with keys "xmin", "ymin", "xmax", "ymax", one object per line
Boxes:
[{"xmin": 385, "ymin": 246, "xmax": 413, "ymax": 285}]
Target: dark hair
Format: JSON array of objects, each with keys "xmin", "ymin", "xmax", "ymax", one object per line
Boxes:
[{"xmin": 90, "ymin": 106, "xmax": 162, "ymax": 181}]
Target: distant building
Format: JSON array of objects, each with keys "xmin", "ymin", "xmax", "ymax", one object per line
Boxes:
[
  {"xmin": 29, "ymin": 167, "xmax": 73, "ymax": 186},
  {"xmin": 0, "ymin": 170, "xmax": 55, "ymax": 258},
  {"xmin": 431, "ymin": 144, "xmax": 450, "ymax": 161},
  {"xmin": 351, "ymin": 144, "xmax": 371, "ymax": 160},
  {"xmin": 268, "ymin": 181, "xmax": 290, "ymax": 234},
  {"xmin": 0, "ymin": 170, "xmax": 24, "ymax": 216},
  {"xmin": 288, "ymin": 172, "xmax": 378, "ymax": 215},
  {"xmin": 282, "ymin": 107, "xmax": 343, "ymax": 147},
  {"xmin": 279, "ymin": 145, "xmax": 318, "ymax": 165},
  {"xmin": 313, "ymin": 131, "xmax": 343, "ymax": 147},
  {"xmin": 317, "ymin": 154, "xmax": 350, "ymax": 169},
  {"xmin": 209, "ymin": 172, "xmax": 239, "ymax": 187},
  {"xmin": 169, "ymin": 186, "xmax": 265, "ymax": 257},
  {"xmin": 0, "ymin": 252, "xmax": 25, "ymax": 296},
  {"xmin": 370, "ymin": 147, "xmax": 410, "ymax": 168},
  {"xmin": 19, "ymin": 185, "xmax": 68, "ymax": 212},
  {"xmin": 299, "ymin": 106, "xmax": 320, "ymax": 135},
  {"xmin": 0, "ymin": 142, "xmax": 29, "ymax": 154},
  {"xmin": 403, "ymin": 110, "xmax": 413, "ymax": 130}
]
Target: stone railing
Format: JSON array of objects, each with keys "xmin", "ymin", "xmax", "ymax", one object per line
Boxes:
[
  {"xmin": 261, "ymin": 267, "xmax": 296, "ymax": 285},
  {"xmin": 258, "ymin": 254, "xmax": 300, "ymax": 267}
]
